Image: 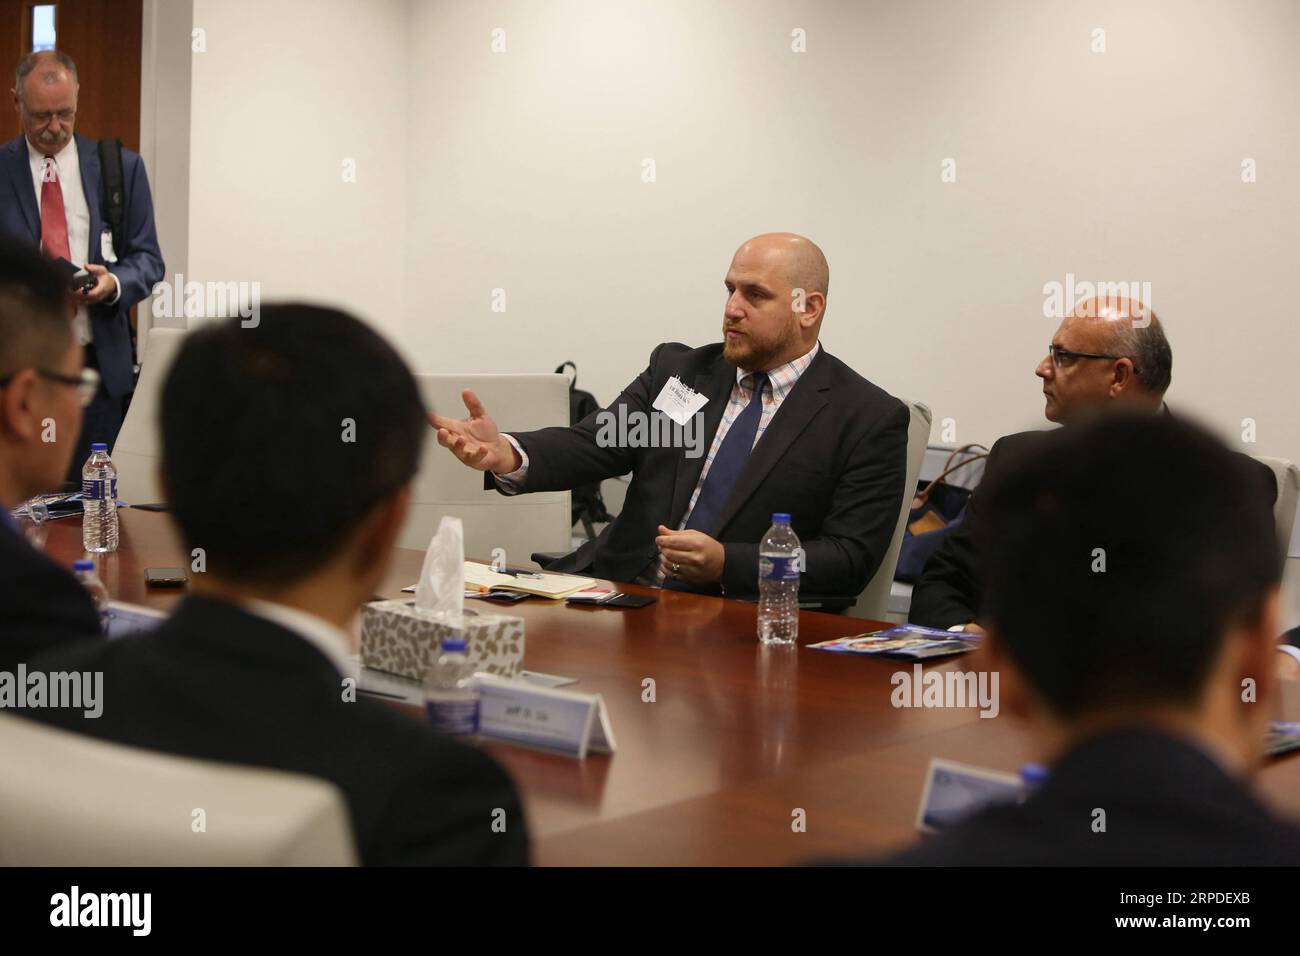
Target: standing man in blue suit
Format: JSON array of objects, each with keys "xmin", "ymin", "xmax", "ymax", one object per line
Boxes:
[{"xmin": 3, "ymin": 51, "xmax": 163, "ymax": 480}]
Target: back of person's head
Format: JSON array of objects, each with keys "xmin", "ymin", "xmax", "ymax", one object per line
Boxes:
[
  {"xmin": 160, "ymin": 305, "xmax": 426, "ymax": 585},
  {"xmin": 0, "ymin": 237, "xmax": 72, "ymax": 377},
  {"xmin": 979, "ymin": 413, "xmax": 1280, "ymax": 720}
]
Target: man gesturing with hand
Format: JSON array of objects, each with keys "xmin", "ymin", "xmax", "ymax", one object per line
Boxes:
[
  {"xmin": 430, "ymin": 388, "xmax": 520, "ymax": 473},
  {"xmin": 430, "ymin": 233, "xmax": 908, "ymax": 604}
]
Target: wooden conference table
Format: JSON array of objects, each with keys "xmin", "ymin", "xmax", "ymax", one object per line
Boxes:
[{"xmin": 41, "ymin": 508, "xmax": 1300, "ymax": 866}]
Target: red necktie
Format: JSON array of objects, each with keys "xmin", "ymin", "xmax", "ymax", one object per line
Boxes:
[{"xmin": 40, "ymin": 157, "xmax": 71, "ymax": 262}]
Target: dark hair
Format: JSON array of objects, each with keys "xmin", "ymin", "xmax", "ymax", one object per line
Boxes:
[
  {"xmin": 979, "ymin": 413, "xmax": 1280, "ymax": 719},
  {"xmin": 1110, "ymin": 312, "xmax": 1173, "ymax": 395},
  {"xmin": 160, "ymin": 305, "xmax": 426, "ymax": 585},
  {"xmin": 0, "ymin": 236, "xmax": 73, "ymax": 375}
]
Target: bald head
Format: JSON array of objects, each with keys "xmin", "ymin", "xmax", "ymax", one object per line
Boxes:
[
  {"xmin": 1065, "ymin": 296, "xmax": 1172, "ymax": 395},
  {"xmin": 12, "ymin": 51, "xmax": 78, "ymax": 155},
  {"xmin": 14, "ymin": 50, "xmax": 77, "ymax": 106},
  {"xmin": 722, "ymin": 233, "xmax": 829, "ymax": 371},
  {"xmin": 1038, "ymin": 295, "xmax": 1172, "ymax": 423},
  {"xmin": 735, "ymin": 232, "xmax": 830, "ymax": 300},
  {"xmin": 1068, "ymin": 294, "xmax": 1148, "ymax": 327}
]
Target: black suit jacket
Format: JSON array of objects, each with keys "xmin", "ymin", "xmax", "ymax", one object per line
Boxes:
[
  {"xmin": 909, "ymin": 428, "xmax": 1279, "ymax": 629},
  {"xmin": 0, "ymin": 516, "xmax": 101, "ymax": 670},
  {"xmin": 26, "ymin": 596, "xmax": 529, "ymax": 866},
  {"xmin": 877, "ymin": 729, "xmax": 1300, "ymax": 865},
  {"xmin": 492, "ymin": 342, "xmax": 909, "ymax": 601}
]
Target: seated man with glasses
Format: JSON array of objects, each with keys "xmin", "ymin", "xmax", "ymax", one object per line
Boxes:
[
  {"xmin": 0, "ymin": 237, "xmax": 102, "ymax": 668},
  {"xmin": 910, "ymin": 297, "xmax": 1286, "ymax": 656}
]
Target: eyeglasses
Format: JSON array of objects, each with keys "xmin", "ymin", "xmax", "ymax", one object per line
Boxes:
[
  {"xmin": 1047, "ymin": 344, "xmax": 1129, "ymax": 369},
  {"xmin": 0, "ymin": 367, "xmax": 100, "ymax": 406},
  {"xmin": 24, "ymin": 108, "xmax": 76, "ymax": 126}
]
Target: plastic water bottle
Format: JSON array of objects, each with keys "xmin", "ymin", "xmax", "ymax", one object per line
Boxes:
[
  {"xmin": 73, "ymin": 559, "xmax": 110, "ymax": 632},
  {"xmin": 81, "ymin": 442, "xmax": 119, "ymax": 553},
  {"xmin": 758, "ymin": 513, "xmax": 801, "ymax": 645},
  {"xmin": 424, "ymin": 637, "xmax": 480, "ymax": 735}
]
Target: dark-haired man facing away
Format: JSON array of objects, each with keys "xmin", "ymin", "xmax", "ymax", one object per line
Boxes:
[
  {"xmin": 882, "ymin": 414, "xmax": 1300, "ymax": 865},
  {"xmin": 29, "ymin": 305, "xmax": 528, "ymax": 865}
]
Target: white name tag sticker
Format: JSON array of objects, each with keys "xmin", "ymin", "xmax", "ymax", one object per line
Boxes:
[
  {"xmin": 651, "ymin": 375, "xmax": 708, "ymax": 427},
  {"xmin": 476, "ymin": 673, "xmax": 615, "ymax": 759}
]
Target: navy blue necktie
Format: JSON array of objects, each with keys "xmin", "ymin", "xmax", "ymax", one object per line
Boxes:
[{"xmin": 683, "ymin": 371, "xmax": 768, "ymax": 534}]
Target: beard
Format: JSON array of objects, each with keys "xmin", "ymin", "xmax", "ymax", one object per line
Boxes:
[{"xmin": 722, "ymin": 322, "xmax": 797, "ymax": 371}]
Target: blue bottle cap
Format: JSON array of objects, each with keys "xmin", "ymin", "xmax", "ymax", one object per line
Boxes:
[
  {"xmin": 441, "ymin": 638, "xmax": 467, "ymax": 652},
  {"xmin": 73, "ymin": 559, "xmax": 94, "ymax": 571},
  {"xmin": 772, "ymin": 513, "xmax": 791, "ymax": 523},
  {"xmin": 1019, "ymin": 762, "xmax": 1049, "ymax": 785},
  {"xmin": 90, "ymin": 442, "xmax": 108, "ymax": 453}
]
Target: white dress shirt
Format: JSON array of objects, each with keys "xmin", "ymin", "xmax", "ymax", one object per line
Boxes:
[{"xmin": 26, "ymin": 136, "xmax": 119, "ymax": 345}]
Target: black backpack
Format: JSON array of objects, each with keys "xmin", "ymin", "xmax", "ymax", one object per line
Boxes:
[
  {"xmin": 555, "ymin": 361, "xmax": 613, "ymax": 533},
  {"xmin": 98, "ymin": 138, "xmax": 126, "ymax": 257},
  {"xmin": 98, "ymin": 138, "xmax": 138, "ymax": 382}
]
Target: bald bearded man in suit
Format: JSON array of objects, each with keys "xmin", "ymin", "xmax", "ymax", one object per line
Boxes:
[{"xmin": 431, "ymin": 233, "xmax": 909, "ymax": 607}]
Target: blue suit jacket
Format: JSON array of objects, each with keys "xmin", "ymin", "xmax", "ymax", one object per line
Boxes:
[{"xmin": 1, "ymin": 133, "xmax": 164, "ymax": 397}]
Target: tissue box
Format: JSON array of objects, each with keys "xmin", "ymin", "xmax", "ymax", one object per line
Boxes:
[{"xmin": 360, "ymin": 601, "xmax": 525, "ymax": 681}]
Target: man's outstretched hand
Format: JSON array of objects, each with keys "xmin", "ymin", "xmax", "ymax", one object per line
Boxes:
[{"xmin": 428, "ymin": 388, "xmax": 521, "ymax": 474}]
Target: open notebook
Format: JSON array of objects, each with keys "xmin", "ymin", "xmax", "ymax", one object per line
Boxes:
[{"xmin": 462, "ymin": 561, "xmax": 596, "ymax": 599}]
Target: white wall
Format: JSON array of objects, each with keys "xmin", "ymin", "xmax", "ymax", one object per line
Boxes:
[
  {"xmin": 183, "ymin": 0, "xmax": 409, "ymax": 345},
  {"xmin": 139, "ymin": 0, "xmax": 194, "ymax": 346},
  {"xmin": 403, "ymin": 0, "xmax": 1299, "ymax": 465},
  {"xmin": 155, "ymin": 0, "xmax": 1300, "ymax": 615},
  {"xmin": 164, "ymin": 0, "xmax": 1300, "ymax": 461}
]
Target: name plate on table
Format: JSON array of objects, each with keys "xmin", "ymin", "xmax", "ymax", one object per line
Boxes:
[
  {"xmin": 103, "ymin": 601, "xmax": 167, "ymax": 640},
  {"xmin": 915, "ymin": 758, "xmax": 1023, "ymax": 834},
  {"xmin": 475, "ymin": 674, "xmax": 616, "ymax": 759}
]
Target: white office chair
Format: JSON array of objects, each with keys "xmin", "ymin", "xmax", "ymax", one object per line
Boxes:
[
  {"xmin": 111, "ymin": 326, "xmax": 188, "ymax": 504},
  {"xmin": 404, "ymin": 373, "xmax": 572, "ymax": 566},
  {"xmin": 0, "ymin": 715, "xmax": 356, "ymax": 865},
  {"xmin": 1254, "ymin": 456, "xmax": 1300, "ymax": 560},
  {"xmin": 847, "ymin": 400, "xmax": 933, "ymax": 622}
]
